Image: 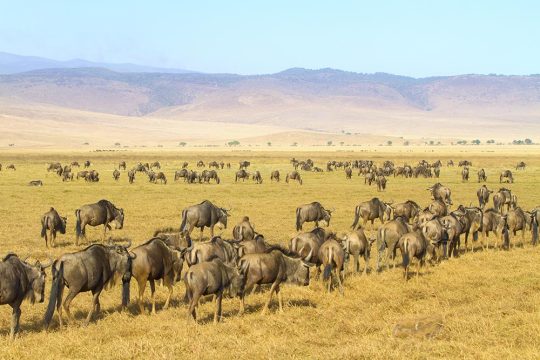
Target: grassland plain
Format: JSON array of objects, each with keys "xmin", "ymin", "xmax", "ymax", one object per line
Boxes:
[{"xmin": 0, "ymin": 146, "xmax": 539, "ymax": 360}]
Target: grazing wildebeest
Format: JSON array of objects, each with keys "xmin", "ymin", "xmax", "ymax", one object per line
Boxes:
[
  {"xmin": 0, "ymin": 254, "xmax": 50, "ymax": 339},
  {"xmin": 238, "ymin": 247, "xmax": 312, "ymax": 315},
  {"xmin": 43, "ymin": 241, "xmax": 135, "ymax": 328},
  {"xmin": 71, "ymin": 161, "xmax": 80, "ymax": 168},
  {"xmin": 477, "ymin": 185, "xmax": 492, "ymax": 209},
  {"xmin": 232, "ymin": 216, "xmax": 255, "ymax": 241},
  {"xmin": 499, "ymin": 170, "xmax": 514, "ymax": 183},
  {"xmin": 481, "ymin": 208, "xmax": 505, "ymax": 250},
  {"xmin": 399, "ymin": 230, "xmax": 429, "ymax": 281},
  {"xmin": 478, "ymin": 168, "xmax": 487, "ymax": 182},
  {"xmin": 131, "ymin": 238, "xmax": 184, "ymax": 314},
  {"xmin": 41, "ymin": 207, "xmax": 67, "ymax": 248},
  {"xmin": 62, "ymin": 171, "xmax": 73, "ymax": 182},
  {"xmin": 75, "ymin": 200, "xmax": 124, "ymax": 245},
  {"xmin": 76, "ymin": 170, "xmax": 89, "ymax": 180},
  {"xmin": 174, "ymin": 168, "xmax": 189, "ymax": 181},
  {"xmin": 47, "ymin": 163, "xmax": 62, "ymax": 172},
  {"xmin": 270, "ymin": 170, "xmax": 280, "ymax": 182},
  {"xmin": 182, "ymin": 162, "xmax": 189, "ymax": 169},
  {"xmin": 493, "ymin": 188, "xmax": 514, "ymax": 214},
  {"xmin": 392, "ymin": 200, "xmax": 421, "ymax": 223},
  {"xmin": 345, "ymin": 167, "xmax": 352, "ymax": 179},
  {"xmin": 342, "ymin": 229, "xmax": 375, "ymax": 274},
  {"xmin": 7, "ymin": 164, "xmax": 16, "ymax": 170},
  {"xmin": 502, "ymin": 207, "xmax": 532, "ymax": 248},
  {"xmin": 239, "ymin": 160, "xmax": 251, "ymax": 170},
  {"xmin": 184, "ymin": 257, "xmax": 243, "ymax": 323},
  {"xmin": 447, "ymin": 160, "xmax": 454, "ymax": 167},
  {"xmin": 427, "ymin": 183, "xmax": 452, "ymax": 205},
  {"xmin": 351, "ymin": 198, "xmax": 392, "ymax": 230},
  {"xmin": 252, "ymin": 171, "xmax": 263, "ymax": 184},
  {"xmin": 375, "ymin": 217, "xmax": 411, "ymax": 271},
  {"xmin": 150, "ymin": 161, "xmax": 161, "ymax": 170},
  {"xmin": 147, "ymin": 171, "xmax": 157, "ymax": 183},
  {"xmin": 285, "ymin": 171, "xmax": 303, "ymax": 185},
  {"xmin": 28, "ymin": 180, "xmax": 43, "ymax": 186},
  {"xmin": 196, "ymin": 160, "xmax": 205, "ymax": 168},
  {"xmin": 208, "ymin": 161, "xmax": 220, "ymax": 169},
  {"xmin": 155, "ymin": 172, "xmax": 167, "ymax": 184},
  {"xmin": 516, "ymin": 161, "xmax": 526, "ymax": 170},
  {"xmin": 364, "ymin": 172, "xmax": 376, "ymax": 185},
  {"xmin": 433, "ymin": 166, "xmax": 440, "ymax": 178},
  {"xmin": 84, "ymin": 170, "xmax": 99, "ymax": 182},
  {"xmin": 180, "ymin": 200, "xmax": 230, "ymax": 240},
  {"xmin": 235, "ymin": 169, "xmax": 250, "ymax": 182},
  {"xmin": 202, "ymin": 169, "xmax": 220, "ymax": 184},
  {"xmin": 187, "ymin": 170, "xmax": 201, "ymax": 184},
  {"xmin": 112, "ymin": 169, "xmax": 120, "ymax": 181},
  {"xmin": 428, "ymin": 200, "xmax": 448, "ymax": 217},
  {"xmin": 128, "ymin": 170, "xmax": 135, "ymax": 184},
  {"xmin": 295, "ymin": 202, "xmax": 332, "ymax": 231},
  {"xmin": 84, "ymin": 160, "xmax": 91, "ymax": 168},
  {"xmin": 376, "ymin": 175, "xmax": 387, "ymax": 191},
  {"xmin": 458, "ymin": 160, "xmax": 472, "ymax": 167},
  {"xmin": 319, "ymin": 235, "xmax": 346, "ymax": 293},
  {"xmin": 184, "ymin": 236, "xmax": 238, "ymax": 266},
  {"xmin": 461, "ymin": 166, "xmax": 470, "ymax": 181},
  {"xmin": 118, "ymin": 161, "xmax": 126, "ymax": 170}
]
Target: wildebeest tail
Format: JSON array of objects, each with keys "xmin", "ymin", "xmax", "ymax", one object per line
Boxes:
[
  {"xmin": 351, "ymin": 206, "xmax": 360, "ymax": 229},
  {"xmin": 40, "ymin": 216, "xmax": 47, "ymax": 238},
  {"xmin": 402, "ymin": 238, "xmax": 410, "ymax": 269},
  {"xmin": 295, "ymin": 208, "xmax": 301, "ymax": 231},
  {"xmin": 180, "ymin": 210, "xmax": 188, "ymax": 233},
  {"xmin": 502, "ymin": 226, "xmax": 510, "ymax": 249},
  {"xmin": 323, "ymin": 247, "xmax": 333, "ymax": 281},
  {"xmin": 122, "ymin": 279, "xmax": 130, "ymax": 307},
  {"xmin": 75, "ymin": 209, "xmax": 82, "ymax": 237},
  {"xmin": 532, "ymin": 215, "xmax": 538, "ymax": 245},
  {"xmin": 44, "ymin": 261, "xmax": 63, "ymax": 328}
]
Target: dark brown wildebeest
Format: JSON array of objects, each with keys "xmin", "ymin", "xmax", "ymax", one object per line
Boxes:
[
  {"xmin": 7, "ymin": 164, "xmax": 16, "ymax": 170},
  {"xmin": 447, "ymin": 160, "xmax": 454, "ymax": 167},
  {"xmin": 478, "ymin": 168, "xmax": 487, "ymax": 182},
  {"xmin": 28, "ymin": 180, "xmax": 43, "ymax": 186},
  {"xmin": 208, "ymin": 161, "xmax": 220, "ymax": 169},
  {"xmin": 235, "ymin": 169, "xmax": 250, "ymax": 182},
  {"xmin": 351, "ymin": 198, "xmax": 392, "ymax": 230},
  {"xmin": 238, "ymin": 247, "xmax": 312, "ymax": 315},
  {"xmin": 493, "ymin": 188, "xmax": 514, "ymax": 214},
  {"xmin": 499, "ymin": 170, "xmax": 514, "ymax": 183},
  {"xmin": 477, "ymin": 185, "xmax": 492, "ymax": 209},
  {"xmin": 516, "ymin": 161, "xmax": 526, "ymax": 170},
  {"xmin": 174, "ymin": 168, "xmax": 189, "ymax": 181},
  {"xmin": 289, "ymin": 228, "xmax": 323, "ymax": 276},
  {"xmin": 128, "ymin": 170, "xmax": 135, "ymax": 184},
  {"xmin": 421, "ymin": 217, "xmax": 447, "ymax": 260},
  {"xmin": 458, "ymin": 160, "xmax": 472, "ymax": 167},
  {"xmin": 312, "ymin": 166, "xmax": 324, "ymax": 172},
  {"xmin": 296, "ymin": 202, "xmax": 332, "ymax": 231},
  {"xmin": 232, "ymin": 216, "xmax": 255, "ymax": 241},
  {"xmin": 202, "ymin": 169, "xmax": 220, "ymax": 184},
  {"xmin": 481, "ymin": 208, "xmax": 505, "ymax": 250},
  {"xmin": 41, "ymin": 207, "xmax": 67, "ymax": 248},
  {"xmin": 375, "ymin": 217, "xmax": 411, "ymax": 271},
  {"xmin": 182, "ymin": 162, "xmax": 189, "ymax": 169},
  {"xmin": 43, "ymin": 241, "xmax": 135, "ymax": 328},
  {"xmin": 345, "ymin": 167, "xmax": 352, "ymax": 179},
  {"xmin": 440, "ymin": 214, "xmax": 465, "ymax": 258},
  {"xmin": 286, "ymin": 171, "xmax": 303, "ymax": 185},
  {"xmin": 112, "ymin": 169, "xmax": 120, "ymax": 181},
  {"xmin": 155, "ymin": 172, "xmax": 167, "ymax": 184},
  {"xmin": 47, "ymin": 163, "xmax": 62, "ymax": 172},
  {"xmin": 55, "ymin": 166, "xmax": 64, "ymax": 177},
  {"xmin": 62, "ymin": 171, "xmax": 74, "ymax": 182},
  {"xmin": 180, "ymin": 200, "xmax": 230, "ymax": 240},
  {"xmin": 187, "ymin": 170, "xmax": 201, "ymax": 184},
  {"xmin": 342, "ymin": 229, "xmax": 375, "ymax": 274},
  {"xmin": 501, "ymin": 207, "xmax": 532, "ymax": 248},
  {"xmin": 461, "ymin": 166, "xmax": 470, "ymax": 181},
  {"xmin": 150, "ymin": 161, "xmax": 161, "ymax": 170},
  {"xmin": 364, "ymin": 172, "xmax": 375, "ymax": 185},
  {"xmin": 84, "ymin": 170, "xmax": 99, "ymax": 182},
  {"xmin": 184, "ymin": 257, "xmax": 243, "ymax": 323},
  {"xmin": 427, "ymin": 183, "xmax": 452, "ymax": 205},
  {"xmin": 220, "ymin": 161, "xmax": 225, "ymax": 169},
  {"xmin": 235, "ymin": 234, "xmax": 270, "ymax": 258},
  {"xmin": 252, "ymin": 170, "xmax": 263, "ymax": 184},
  {"xmin": 71, "ymin": 161, "xmax": 80, "ymax": 168},
  {"xmin": 398, "ymin": 230, "xmax": 429, "ymax": 281},
  {"xmin": 0, "ymin": 253, "xmax": 50, "ymax": 339},
  {"xmin": 452, "ymin": 206, "xmax": 483, "ymax": 252},
  {"xmin": 392, "ymin": 200, "xmax": 421, "ymax": 223},
  {"xmin": 75, "ymin": 199, "xmax": 124, "ymax": 245},
  {"xmin": 0, "ymin": 163, "xmax": 2, "ymax": 171},
  {"xmin": 428, "ymin": 200, "xmax": 448, "ymax": 217},
  {"xmin": 118, "ymin": 161, "xmax": 126, "ymax": 170},
  {"xmin": 134, "ymin": 163, "xmax": 148, "ymax": 173},
  {"xmin": 196, "ymin": 160, "xmax": 205, "ymax": 168},
  {"xmin": 184, "ymin": 236, "xmax": 238, "ymax": 266},
  {"xmin": 84, "ymin": 160, "xmax": 91, "ymax": 168},
  {"xmin": 239, "ymin": 160, "xmax": 251, "ymax": 170},
  {"xmin": 227, "ymin": 163, "xmax": 231, "ymax": 169},
  {"xmin": 76, "ymin": 170, "xmax": 89, "ymax": 180},
  {"xmin": 147, "ymin": 171, "xmax": 157, "ymax": 183},
  {"xmin": 131, "ymin": 238, "xmax": 184, "ymax": 314},
  {"xmin": 376, "ymin": 175, "xmax": 387, "ymax": 191},
  {"xmin": 319, "ymin": 235, "xmax": 346, "ymax": 293},
  {"xmin": 270, "ymin": 170, "xmax": 280, "ymax": 182},
  {"xmin": 434, "ymin": 166, "xmax": 440, "ymax": 178}
]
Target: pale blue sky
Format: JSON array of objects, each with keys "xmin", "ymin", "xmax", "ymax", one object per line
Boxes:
[{"xmin": 0, "ymin": 0, "xmax": 538, "ymax": 76}]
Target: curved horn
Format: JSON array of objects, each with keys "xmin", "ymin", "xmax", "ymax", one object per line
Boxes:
[
  {"xmin": 40, "ymin": 257, "xmax": 54, "ymax": 268},
  {"xmin": 304, "ymin": 248, "xmax": 314, "ymax": 262},
  {"xmin": 124, "ymin": 239, "xmax": 132, "ymax": 249}
]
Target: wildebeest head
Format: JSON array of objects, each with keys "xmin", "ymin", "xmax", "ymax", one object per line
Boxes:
[
  {"xmin": 283, "ymin": 254, "xmax": 314, "ymax": 286},
  {"xmin": 218, "ymin": 208, "xmax": 230, "ymax": 229},
  {"xmin": 322, "ymin": 208, "xmax": 333, "ymax": 226},
  {"xmin": 112, "ymin": 208, "xmax": 125, "ymax": 229},
  {"xmin": 24, "ymin": 257, "xmax": 52, "ymax": 304},
  {"xmin": 227, "ymin": 265, "xmax": 244, "ymax": 298}
]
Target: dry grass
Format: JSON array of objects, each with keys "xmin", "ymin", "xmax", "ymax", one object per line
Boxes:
[{"xmin": 0, "ymin": 147, "xmax": 539, "ymax": 359}]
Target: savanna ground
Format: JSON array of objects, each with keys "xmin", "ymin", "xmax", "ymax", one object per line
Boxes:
[{"xmin": 0, "ymin": 146, "xmax": 539, "ymax": 359}]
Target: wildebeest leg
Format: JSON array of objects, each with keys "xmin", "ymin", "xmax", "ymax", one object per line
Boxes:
[
  {"xmin": 521, "ymin": 229, "xmax": 525, "ymax": 247},
  {"xmin": 10, "ymin": 303, "xmax": 21, "ymax": 340},
  {"xmin": 63, "ymin": 288, "xmax": 80, "ymax": 323},
  {"xmin": 355, "ymin": 254, "xmax": 359, "ymax": 272},
  {"xmin": 44, "ymin": 229, "xmax": 49, "ymax": 248},
  {"xmin": 137, "ymin": 277, "xmax": 147, "ymax": 314},
  {"xmin": 214, "ymin": 291, "xmax": 223, "ymax": 324},
  {"xmin": 315, "ymin": 265, "xmax": 321, "ymax": 281},
  {"xmin": 262, "ymin": 281, "xmax": 279, "ymax": 314},
  {"xmin": 51, "ymin": 230, "xmax": 56, "ymax": 248},
  {"xmin": 363, "ymin": 253, "xmax": 369, "ymax": 275},
  {"xmin": 85, "ymin": 288, "xmax": 102, "ymax": 325},
  {"xmin": 275, "ymin": 286, "xmax": 284, "ymax": 313},
  {"xmin": 102, "ymin": 224, "xmax": 108, "ymax": 242},
  {"xmin": 56, "ymin": 282, "xmax": 65, "ymax": 328},
  {"xmin": 336, "ymin": 269, "xmax": 344, "ymax": 295},
  {"xmin": 187, "ymin": 291, "xmax": 199, "ymax": 322},
  {"xmin": 201, "ymin": 227, "xmax": 205, "ymax": 241},
  {"xmin": 150, "ymin": 280, "xmax": 156, "ymax": 315},
  {"xmin": 163, "ymin": 281, "xmax": 173, "ymax": 310}
]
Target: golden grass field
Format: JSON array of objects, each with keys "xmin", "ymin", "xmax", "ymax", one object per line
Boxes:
[{"xmin": 0, "ymin": 146, "xmax": 539, "ymax": 359}]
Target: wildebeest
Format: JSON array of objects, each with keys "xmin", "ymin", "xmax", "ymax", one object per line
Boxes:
[
  {"xmin": 440, "ymin": 213, "xmax": 465, "ymax": 258},
  {"xmin": 128, "ymin": 170, "xmax": 135, "ymax": 184},
  {"xmin": 155, "ymin": 172, "xmax": 167, "ymax": 184},
  {"xmin": 364, "ymin": 172, "xmax": 376, "ymax": 185},
  {"xmin": 392, "ymin": 200, "xmax": 421, "ymax": 223},
  {"xmin": 7, "ymin": 164, "xmax": 16, "ymax": 170},
  {"xmin": 447, "ymin": 160, "xmax": 454, "ymax": 166},
  {"xmin": 84, "ymin": 160, "xmax": 91, "ymax": 168},
  {"xmin": 399, "ymin": 230, "xmax": 429, "ymax": 281},
  {"xmin": 184, "ymin": 236, "xmax": 238, "ymax": 266},
  {"xmin": 433, "ymin": 166, "xmax": 440, "ymax": 178},
  {"xmin": 478, "ymin": 168, "xmax": 487, "ymax": 182},
  {"xmin": 62, "ymin": 171, "xmax": 74, "ymax": 182},
  {"xmin": 493, "ymin": 188, "xmax": 515, "ymax": 214},
  {"xmin": 461, "ymin": 166, "xmax": 470, "ymax": 181},
  {"xmin": 351, "ymin": 198, "xmax": 392, "ymax": 230},
  {"xmin": 75, "ymin": 200, "xmax": 124, "ymax": 245},
  {"xmin": 270, "ymin": 170, "xmax": 280, "ymax": 182},
  {"xmin": 202, "ymin": 169, "xmax": 220, "ymax": 184},
  {"xmin": 71, "ymin": 161, "xmax": 80, "ymax": 168},
  {"xmin": 232, "ymin": 216, "xmax": 255, "ymax": 241},
  {"xmin": 113, "ymin": 169, "xmax": 120, "ymax": 181},
  {"xmin": 235, "ymin": 234, "xmax": 270, "ymax": 258},
  {"xmin": 43, "ymin": 241, "xmax": 135, "ymax": 328},
  {"xmin": 186, "ymin": 170, "xmax": 201, "ymax": 184},
  {"xmin": 180, "ymin": 200, "xmax": 230, "ymax": 240},
  {"xmin": 453, "ymin": 206, "xmax": 483, "ymax": 252},
  {"xmin": 376, "ymin": 175, "xmax": 387, "ymax": 191},
  {"xmin": 502, "ymin": 207, "xmax": 532, "ymax": 248},
  {"xmin": 239, "ymin": 160, "xmax": 251, "ymax": 169},
  {"xmin": 208, "ymin": 161, "xmax": 220, "ymax": 169},
  {"xmin": 196, "ymin": 160, "xmax": 205, "ymax": 168},
  {"xmin": 428, "ymin": 200, "xmax": 448, "ymax": 218},
  {"xmin": 376, "ymin": 217, "xmax": 411, "ymax": 271},
  {"xmin": 238, "ymin": 247, "xmax": 312, "ymax": 314},
  {"xmin": 76, "ymin": 170, "xmax": 89, "ymax": 180},
  {"xmin": 481, "ymin": 208, "xmax": 505, "ymax": 250},
  {"xmin": 0, "ymin": 254, "xmax": 50, "ymax": 339},
  {"xmin": 174, "ymin": 168, "xmax": 189, "ymax": 181},
  {"xmin": 459, "ymin": 160, "xmax": 472, "ymax": 167},
  {"xmin": 289, "ymin": 228, "xmax": 324, "ymax": 276},
  {"xmin": 252, "ymin": 171, "xmax": 263, "ymax": 184},
  {"xmin": 500, "ymin": 170, "xmax": 514, "ymax": 183},
  {"xmin": 342, "ymin": 228, "xmax": 374, "ymax": 274},
  {"xmin": 516, "ymin": 161, "xmax": 526, "ymax": 170},
  {"xmin": 28, "ymin": 180, "xmax": 43, "ymax": 186},
  {"xmin": 345, "ymin": 167, "xmax": 352, "ymax": 179},
  {"xmin": 131, "ymin": 238, "xmax": 184, "ymax": 314},
  {"xmin": 118, "ymin": 161, "xmax": 126, "ymax": 170},
  {"xmin": 285, "ymin": 171, "xmax": 303, "ymax": 185},
  {"xmin": 295, "ymin": 202, "xmax": 332, "ymax": 231},
  {"xmin": 41, "ymin": 207, "xmax": 67, "ymax": 248},
  {"xmin": 477, "ymin": 185, "xmax": 493, "ymax": 209},
  {"xmin": 235, "ymin": 169, "xmax": 250, "ymax": 182},
  {"xmin": 427, "ymin": 183, "xmax": 452, "ymax": 205},
  {"xmin": 319, "ymin": 235, "xmax": 346, "ymax": 293},
  {"xmin": 47, "ymin": 163, "xmax": 62, "ymax": 172},
  {"xmin": 84, "ymin": 170, "xmax": 99, "ymax": 182},
  {"xmin": 182, "ymin": 162, "xmax": 189, "ymax": 168},
  {"xmin": 184, "ymin": 257, "xmax": 243, "ymax": 323}
]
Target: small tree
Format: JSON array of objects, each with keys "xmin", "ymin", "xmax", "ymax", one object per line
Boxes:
[
  {"xmin": 525, "ymin": 138, "xmax": 533, "ymax": 145},
  {"xmin": 403, "ymin": 140, "xmax": 410, "ymax": 146},
  {"xmin": 429, "ymin": 140, "xmax": 434, "ymax": 145},
  {"xmin": 228, "ymin": 140, "xmax": 240, "ymax": 147},
  {"xmin": 486, "ymin": 139, "xmax": 495, "ymax": 144},
  {"xmin": 291, "ymin": 142, "xmax": 298, "ymax": 147},
  {"xmin": 114, "ymin": 142, "xmax": 121, "ymax": 146},
  {"xmin": 267, "ymin": 142, "xmax": 272, "ymax": 147},
  {"xmin": 386, "ymin": 140, "xmax": 393, "ymax": 146},
  {"xmin": 179, "ymin": 142, "xmax": 187, "ymax": 147},
  {"xmin": 327, "ymin": 141, "xmax": 333, "ymax": 146},
  {"xmin": 472, "ymin": 139, "xmax": 481, "ymax": 145},
  {"xmin": 340, "ymin": 141, "xmax": 344, "ymax": 146}
]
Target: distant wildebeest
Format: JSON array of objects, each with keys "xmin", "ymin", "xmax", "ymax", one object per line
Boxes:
[
  {"xmin": 500, "ymin": 170, "xmax": 514, "ymax": 183},
  {"xmin": 433, "ymin": 166, "xmax": 440, "ymax": 178},
  {"xmin": 399, "ymin": 230, "xmax": 430, "ymax": 281},
  {"xmin": 84, "ymin": 160, "xmax": 91, "ymax": 168},
  {"xmin": 47, "ymin": 163, "xmax": 62, "ymax": 172},
  {"xmin": 220, "ymin": 161, "xmax": 225, "ymax": 169},
  {"xmin": 238, "ymin": 247, "xmax": 312, "ymax": 315},
  {"xmin": 41, "ymin": 207, "xmax": 67, "ymax": 248},
  {"xmin": 477, "ymin": 185, "xmax": 493, "ymax": 209},
  {"xmin": 118, "ymin": 161, "xmax": 126, "ymax": 170},
  {"xmin": 493, "ymin": 188, "xmax": 515, "ymax": 214},
  {"xmin": 155, "ymin": 172, "xmax": 167, "ymax": 184},
  {"xmin": 7, "ymin": 164, "xmax": 16, "ymax": 170},
  {"xmin": 232, "ymin": 216, "xmax": 255, "ymax": 241},
  {"xmin": 131, "ymin": 238, "xmax": 184, "ymax": 314},
  {"xmin": 28, "ymin": 180, "xmax": 43, "ymax": 186},
  {"xmin": 461, "ymin": 166, "xmax": 470, "ymax": 181},
  {"xmin": 270, "ymin": 170, "xmax": 280, "ymax": 182},
  {"xmin": 128, "ymin": 170, "xmax": 135, "ymax": 184},
  {"xmin": 84, "ymin": 170, "xmax": 99, "ymax": 182},
  {"xmin": 501, "ymin": 207, "xmax": 533, "ymax": 248},
  {"xmin": 296, "ymin": 202, "xmax": 332, "ymax": 231},
  {"xmin": 75, "ymin": 199, "xmax": 124, "ymax": 245},
  {"xmin": 312, "ymin": 166, "xmax": 324, "ymax": 172},
  {"xmin": 43, "ymin": 240, "xmax": 135, "ymax": 328},
  {"xmin": 427, "ymin": 183, "xmax": 452, "ymax": 205},
  {"xmin": 252, "ymin": 170, "xmax": 263, "ymax": 184},
  {"xmin": 285, "ymin": 171, "xmax": 303, "ymax": 185},
  {"xmin": 235, "ymin": 169, "xmax": 250, "ymax": 182},
  {"xmin": 184, "ymin": 257, "xmax": 243, "ymax": 323},
  {"xmin": 180, "ymin": 200, "xmax": 230, "ymax": 240},
  {"xmin": 376, "ymin": 175, "xmax": 387, "ymax": 191},
  {"xmin": 76, "ymin": 170, "xmax": 88, "ymax": 180},
  {"xmin": 392, "ymin": 200, "xmax": 421, "ymax": 223},
  {"xmin": 62, "ymin": 171, "xmax": 73, "ymax": 182},
  {"xmin": 71, "ymin": 161, "xmax": 80, "ymax": 168},
  {"xmin": 477, "ymin": 168, "xmax": 487, "ymax": 182},
  {"xmin": 447, "ymin": 160, "xmax": 454, "ymax": 167},
  {"xmin": 459, "ymin": 160, "xmax": 472, "ymax": 167},
  {"xmin": 147, "ymin": 171, "xmax": 157, "ymax": 183},
  {"xmin": 113, "ymin": 169, "xmax": 120, "ymax": 181},
  {"xmin": 178, "ymin": 162, "xmax": 187, "ymax": 169},
  {"xmin": 351, "ymin": 198, "xmax": 392, "ymax": 230},
  {"xmin": 184, "ymin": 236, "xmax": 238, "ymax": 266},
  {"xmin": 174, "ymin": 168, "xmax": 189, "ymax": 181},
  {"xmin": 319, "ymin": 234, "xmax": 346, "ymax": 293},
  {"xmin": 239, "ymin": 160, "xmax": 251, "ymax": 170},
  {"xmin": 345, "ymin": 167, "xmax": 352, "ymax": 179},
  {"xmin": 342, "ymin": 228, "xmax": 375, "ymax": 274},
  {"xmin": 428, "ymin": 200, "xmax": 448, "ymax": 218},
  {"xmin": 364, "ymin": 172, "xmax": 375, "ymax": 185},
  {"xmin": 150, "ymin": 161, "xmax": 161, "ymax": 170},
  {"xmin": 208, "ymin": 161, "xmax": 220, "ymax": 169},
  {"xmin": 187, "ymin": 170, "xmax": 201, "ymax": 184},
  {"xmin": 202, "ymin": 169, "xmax": 220, "ymax": 184},
  {"xmin": 376, "ymin": 217, "xmax": 411, "ymax": 271},
  {"xmin": 516, "ymin": 161, "xmax": 526, "ymax": 170},
  {"xmin": 197, "ymin": 160, "xmax": 205, "ymax": 168},
  {"xmin": 227, "ymin": 163, "xmax": 231, "ymax": 169},
  {"xmin": 481, "ymin": 208, "xmax": 505, "ymax": 250},
  {"xmin": 1, "ymin": 253, "xmax": 50, "ymax": 339}
]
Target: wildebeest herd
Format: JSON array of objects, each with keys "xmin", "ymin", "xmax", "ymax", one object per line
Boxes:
[{"xmin": 1, "ymin": 157, "xmax": 538, "ymax": 340}]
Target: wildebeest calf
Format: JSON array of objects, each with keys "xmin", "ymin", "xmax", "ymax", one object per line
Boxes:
[{"xmin": 41, "ymin": 207, "xmax": 67, "ymax": 248}]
